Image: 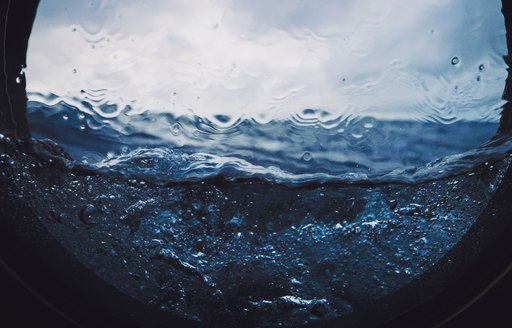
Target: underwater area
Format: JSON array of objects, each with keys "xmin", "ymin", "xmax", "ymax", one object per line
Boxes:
[
  {"xmin": 2, "ymin": 0, "xmax": 512, "ymax": 326},
  {"xmin": 1, "ymin": 134, "xmax": 511, "ymax": 327}
]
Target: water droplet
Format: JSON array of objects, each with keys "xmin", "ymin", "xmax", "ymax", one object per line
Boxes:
[
  {"xmin": 171, "ymin": 123, "xmax": 181, "ymax": 136},
  {"xmin": 72, "ymin": 68, "xmax": 77, "ymax": 74},
  {"xmin": 1, "ymin": 154, "xmax": 15, "ymax": 166},
  {"xmin": 214, "ymin": 114, "xmax": 231, "ymax": 124},
  {"xmin": 363, "ymin": 122, "xmax": 375, "ymax": 129},
  {"xmin": 78, "ymin": 113, "xmax": 85, "ymax": 119},
  {"xmin": 62, "ymin": 113, "xmax": 69, "ymax": 120},
  {"xmin": 79, "ymin": 124, "xmax": 86, "ymax": 130},
  {"xmin": 79, "ymin": 204, "xmax": 101, "ymax": 225},
  {"xmin": 478, "ymin": 64, "xmax": 486, "ymax": 72},
  {"xmin": 15, "ymin": 76, "xmax": 21, "ymax": 84},
  {"xmin": 302, "ymin": 151, "xmax": 312, "ymax": 162},
  {"xmin": 389, "ymin": 199, "xmax": 398, "ymax": 211},
  {"xmin": 451, "ymin": 57, "xmax": 460, "ymax": 65}
]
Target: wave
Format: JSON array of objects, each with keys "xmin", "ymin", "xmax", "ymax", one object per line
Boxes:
[{"xmin": 25, "ymin": 99, "xmax": 511, "ymax": 186}]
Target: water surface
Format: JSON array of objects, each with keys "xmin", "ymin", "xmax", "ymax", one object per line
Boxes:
[{"xmin": 25, "ymin": 0, "xmax": 510, "ymax": 185}]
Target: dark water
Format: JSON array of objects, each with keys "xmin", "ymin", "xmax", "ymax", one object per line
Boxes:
[{"xmin": 1, "ymin": 133, "xmax": 510, "ymax": 327}]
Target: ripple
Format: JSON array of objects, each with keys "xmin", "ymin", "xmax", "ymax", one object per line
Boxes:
[
  {"xmin": 25, "ymin": 99, "xmax": 511, "ymax": 186},
  {"xmin": 24, "ymin": 0, "xmax": 510, "ymax": 185}
]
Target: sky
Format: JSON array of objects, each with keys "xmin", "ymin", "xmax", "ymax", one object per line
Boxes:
[{"xmin": 26, "ymin": 0, "xmax": 508, "ymax": 124}]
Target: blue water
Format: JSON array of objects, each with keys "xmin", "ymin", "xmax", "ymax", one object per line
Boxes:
[
  {"xmin": 27, "ymin": 99, "xmax": 510, "ymax": 186},
  {"xmin": 24, "ymin": 0, "xmax": 510, "ymax": 185}
]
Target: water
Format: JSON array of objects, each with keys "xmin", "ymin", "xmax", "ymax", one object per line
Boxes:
[
  {"xmin": 25, "ymin": 0, "xmax": 511, "ymax": 186},
  {"xmin": 8, "ymin": 1, "xmax": 512, "ymax": 326},
  {"xmin": 26, "ymin": 100, "xmax": 509, "ymax": 185},
  {"xmin": 1, "ymin": 133, "xmax": 510, "ymax": 327}
]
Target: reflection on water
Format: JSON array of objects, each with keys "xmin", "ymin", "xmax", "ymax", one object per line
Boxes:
[{"xmin": 25, "ymin": 0, "xmax": 509, "ymax": 184}]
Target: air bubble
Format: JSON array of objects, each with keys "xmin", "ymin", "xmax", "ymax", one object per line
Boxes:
[
  {"xmin": 302, "ymin": 151, "xmax": 312, "ymax": 162},
  {"xmin": 62, "ymin": 113, "xmax": 69, "ymax": 120},
  {"xmin": 73, "ymin": 68, "xmax": 77, "ymax": 74},
  {"xmin": 0, "ymin": 154, "xmax": 14, "ymax": 166},
  {"xmin": 171, "ymin": 123, "xmax": 181, "ymax": 136},
  {"xmin": 363, "ymin": 122, "xmax": 375, "ymax": 129},
  {"xmin": 79, "ymin": 204, "xmax": 101, "ymax": 225},
  {"xmin": 15, "ymin": 76, "xmax": 21, "ymax": 84},
  {"xmin": 478, "ymin": 64, "xmax": 486, "ymax": 72},
  {"xmin": 451, "ymin": 57, "xmax": 459, "ymax": 65}
]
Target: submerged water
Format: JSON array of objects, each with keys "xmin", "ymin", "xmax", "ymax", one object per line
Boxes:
[{"xmin": 24, "ymin": 0, "xmax": 511, "ymax": 186}]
